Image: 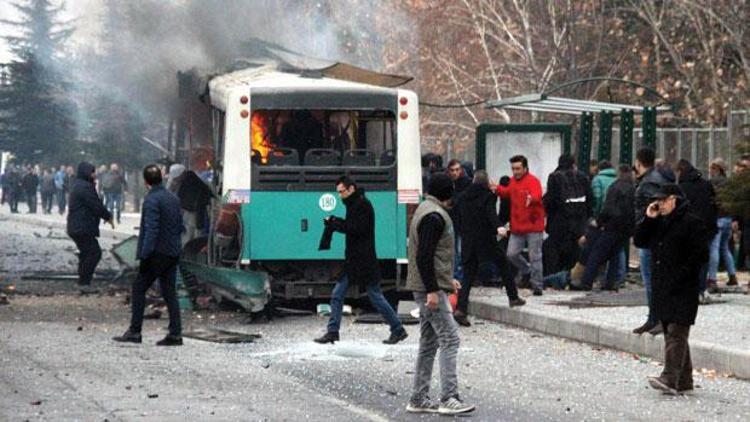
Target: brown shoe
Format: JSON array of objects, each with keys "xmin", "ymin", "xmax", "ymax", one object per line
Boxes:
[
  {"xmin": 453, "ymin": 312, "xmax": 471, "ymax": 327},
  {"xmin": 509, "ymin": 298, "xmax": 526, "ymax": 307},
  {"xmin": 727, "ymin": 274, "xmax": 738, "ymax": 286}
]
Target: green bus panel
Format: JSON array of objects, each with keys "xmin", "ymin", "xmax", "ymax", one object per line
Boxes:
[{"xmin": 241, "ymin": 191, "xmax": 404, "ymax": 261}]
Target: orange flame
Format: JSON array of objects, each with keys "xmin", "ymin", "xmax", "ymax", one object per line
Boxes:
[{"xmin": 251, "ymin": 111, "xmax": 275, "ymax": 163}]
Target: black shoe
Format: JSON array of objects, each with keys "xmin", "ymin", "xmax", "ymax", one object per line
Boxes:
[
  {"xmin": 648, "ymin": 376, "xmax": 678, "ymax": 395},
  {"xmin": 383, "ymin": 329, "xmax": 408, "ymax": 345},
  {"xmin": 568, "ymin": 283, "xmax": 592, "ymax": 291},
  {"xmin": 314, "ymin": 332, "xmax": 339, "ymax": 344},
  {"xmin": 533, "ymin": 288, "xmax": 543, "ymax": 296},
  {"xmin": 648, "ymin": 324, "xmax": 664, "ymax": 336},
  {"xmin": 727, "ymin": 275, "xmax": 738, "ymax": 286},
  {"xmin": 156, "ymin": 335, "xmax": 183, "ymax": 346},
  {"xmin": 453, "ymin": 313, "xmax": 471, "ymax": 327},
  {"xmin": 518, "ymin": 273, "xmax": 532, "ymax": 289},
  {"xmin": 509, "ymin": 298, "xmax": 526, "ymax": 307},
  {"xmin": 113, "ymin": 330, "xmax": 142, "ymax": 343},
  {"xmin": 632, "ymin": 322, "xmax": 656, "ymax": 335}
]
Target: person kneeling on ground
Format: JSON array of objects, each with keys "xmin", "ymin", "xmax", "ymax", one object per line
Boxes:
[
  {"xmin": 404, "ymin": 173, "xmax": 475, "ymax": 415},
  {"xmin": 634, "ymin": 184, "xmax": 709, "ymax": 395}
]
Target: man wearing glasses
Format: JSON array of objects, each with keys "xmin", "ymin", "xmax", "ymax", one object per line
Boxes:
[{"xmin": 314, "ymin": 176, "xmax": 408, "ymax": 345}]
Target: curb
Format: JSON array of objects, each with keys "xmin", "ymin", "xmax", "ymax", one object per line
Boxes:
[
  {"xmin": 1, "ymin": 213, "xmax": 135, "ymax": 242},
  {"xmin": 470, "ymin": 297, "xmax": 750, "ymax": 380}
]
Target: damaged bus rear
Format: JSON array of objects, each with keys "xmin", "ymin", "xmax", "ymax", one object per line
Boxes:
[{"xmin": 177, "ymin": 63, "xmax": 421, "ymax": 312}]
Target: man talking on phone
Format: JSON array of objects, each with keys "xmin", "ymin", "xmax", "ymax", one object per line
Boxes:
[{"xmin": 404, "ymin": 173, "xmax": 475, "ymax": 415}]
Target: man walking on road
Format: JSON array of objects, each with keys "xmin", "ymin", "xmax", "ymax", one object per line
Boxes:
[
  {"xmin": 314, "ymin": 176, "xmax": 408, "ymax": 345},
  {"xmin": 405, "ymin": 173, "xmax": 475, "ymax": 415},
  {"xmin": 634, "ymin": 184, "xmax": 709, "ymax": 395},
  {"xmin": 496, "ymin": 155, "xmax": 546, "ymax": 296},
  {"xmin": 102, "ymin": 163, "xmax": 127, "ymax": 224},
  {"xmin": 66, "ymin": 162, "xmax": 114, "ymax": 292},
  {"xmin": 114, "ymin": 164, "xmax": 184, "ymax": 346},
  {"xmin": 454, "ymin": 170, "xmax": 524, "ymax": 327}
]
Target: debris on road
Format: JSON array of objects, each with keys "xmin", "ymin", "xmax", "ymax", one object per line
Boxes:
[
  {"xmin": 0, "ymin": 293, "xmax": 8, "ymax": 305},
  {"xmin": 147, "ymin": 393, "xmax": 159, "ymax": 399},
  {"xmin": 182, "ymin": 328, "xmax": 261, "ymax": 343}
]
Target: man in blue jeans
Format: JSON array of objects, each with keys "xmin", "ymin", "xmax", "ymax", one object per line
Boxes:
[
  {"xmin": 314, "ymin": 176, "xmax": 407, "ymax": 345},
  {"xmin": 633, "ymin": 148, "xmax": 667, "ymax": 335}
]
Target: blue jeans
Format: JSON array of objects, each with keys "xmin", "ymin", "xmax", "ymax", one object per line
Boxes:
[
  {"xmin": 709, "ymin": 217, "xmax": 736, "ymax": 280},
  {"xmin": 453, "ymin": 235, "xmax": 464, "ymax": 282},
  {"xmin": 326, "ymin": 275, "xmax": 403, "ymax": 334},
  {"xmin": 639, "ymin": 248, "xmax": 656, "ymax": 324},
  {"xmin": 105, "ymin": 192, "xmax": 123, "ymax": 223}
]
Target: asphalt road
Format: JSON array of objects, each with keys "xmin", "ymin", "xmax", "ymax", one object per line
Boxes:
[{"xmin": 2, "ymin": 293, "xmax": 750, "ymax": 421}]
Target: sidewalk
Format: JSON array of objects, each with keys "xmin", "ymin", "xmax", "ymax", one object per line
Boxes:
[
  {"xmin": 0, "ymin": 207, "xmax": 139, "ymax": 240},
  {"xmin": 469, "ymin": 283, "xmax": 750, "ymax": 379}
]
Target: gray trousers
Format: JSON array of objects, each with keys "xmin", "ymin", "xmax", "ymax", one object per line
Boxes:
[
  {"xmin": 411, "ymin": 291, "xmax": 460, "ymax": 403},
  {"xmin": 507, "ymin": 232, "xmax": 544, "ymax": 290}
]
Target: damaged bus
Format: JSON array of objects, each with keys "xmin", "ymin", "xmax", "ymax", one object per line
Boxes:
[{"xmin": 175, "ymin": 57, "xmax": 422, "ymax": 313}]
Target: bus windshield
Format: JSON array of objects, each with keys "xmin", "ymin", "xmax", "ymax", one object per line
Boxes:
[{"xmin": 251, "ymin": 109, "xmax": 396, "ymax": 167}]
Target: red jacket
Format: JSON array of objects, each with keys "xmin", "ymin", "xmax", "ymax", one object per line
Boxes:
[{"xmin": 496, "ymin": 173, "xmax": 545, "ymax": 234}]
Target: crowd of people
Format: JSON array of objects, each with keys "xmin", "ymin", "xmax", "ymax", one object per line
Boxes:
[{"xmin": 0, "ymin": 162, "xmax": 128, "ymax": 220}]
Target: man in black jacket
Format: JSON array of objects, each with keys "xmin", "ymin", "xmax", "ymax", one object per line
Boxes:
[
  {"xmin": 447, "ymin": 159, "xmax": 471, "ymax": 290},
  {"xmin": 675, "ymin": 159, "xmax": 718, "ymax": 296},
  {"xmin": 571, "ymin": 165, "xmax": 636, "ymax": 291},
  {"xmin": 66, "ymin": 162, "xmax": 113, "ymax": 290},
  {"xmin": 634, "ymin": 184, "xmax": 709, "ymax": 395},
  {"xmin": 633, "ymin": 147, "xmax": 668, "ymax": 335},
  {"xmin": 314, "ymin": 176, "xmax": 407, "ymax": 345},
  {"xmin": 22, "ymin": 166, "xmax": 39, "ymax": 214},
  {"xmin": 114, "ymin": 164, "xmax": 184, "ymax": 346},
  {"xmin": 454, "ymin": 170, "xmax": 524, "ymax": 326},
  {"xmin": 543, "ymin": 154, "xmax": 593, "ymax": 275}
]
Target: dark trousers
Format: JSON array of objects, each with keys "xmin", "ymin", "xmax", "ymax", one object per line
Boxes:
[
  {"xmin": 26, "ymin": 191, "xmax": 37, "ymax": 213},
  {"xmin": 459, "ymin": 252, "xmax": 519, "ymax": 314},
  {"xmin": 129, "ymin": 254, "xmax": 182, "ymax": 337},
  {"xmin": 41, "ymin": 192, "xmax": 54, "ymax": 213},
  {"xmin": 9, "ymin": 191, "xmax": 20, "ymax": 213},
  {"xmin": 661, "ymin": 322, "xmax": 693, "ymax": 389},
  {"xmin": 544, "ymin": 231, "xmax": 580, "ymax": 275},
  {"xmin": 70, "ymin": 234, "xmax": 102, "ymax": 286},
  {"xmin": 56, "ymin": 189, "xmax": 66, "ymax": 214},
  {"xmin": 580, "ymin": 231, "xmax": 626, "ymax": 289}
]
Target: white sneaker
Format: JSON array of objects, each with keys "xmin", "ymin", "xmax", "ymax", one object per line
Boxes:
[
  {"xmin": 406, "ymin": 397, "xmax": 439, "ymax": 413},
  {"xmin": 438, "ymin": 396, "xmax": 475, "ymax": 415}
]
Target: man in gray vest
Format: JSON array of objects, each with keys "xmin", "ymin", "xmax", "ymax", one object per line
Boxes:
[{"xmin": 405, "ymin": 173, "xmax": 475, "ymax": 415}]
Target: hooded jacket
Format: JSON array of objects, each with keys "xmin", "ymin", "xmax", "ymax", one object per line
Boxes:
[
  {"xmin": 678, "ymin": 163, "xmax": 718, "ymax": 235},
  {"xmin": 591, "ymin": 168, "xmax": 617, "ymax": 217},
  {"xmin": 634, "ymin": 200, "xmax": 709, "ymax": 325},
  {"xmin": 496, "ymin": 172, "xmax": 545, "ymax": 234},
  {"xmin": 67, "ymin": 162, "xmax": 112, "ymax": 237},
  {"xmin": 458, "ymin": 183, "xmax": 501, "ymax": 264}
]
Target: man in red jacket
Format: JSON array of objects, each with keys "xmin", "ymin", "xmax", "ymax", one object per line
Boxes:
[{"xmin": 496, "ymin": 155, "xmax": 546, "ymax": 296}]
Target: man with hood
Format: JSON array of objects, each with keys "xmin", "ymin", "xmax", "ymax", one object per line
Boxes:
[
  {"xmin": 454, "ymin": 170, "xmax": 524, "ymax": 327},
  {"xmin": 66, "ymin": 162, "xmax": 113, "ymax": 291},
  {"xmin": 405, "ymin": 173, "xmax": 475, "ymax": 415},
  {"xmin": 675, "ymin": 159, "xmax": 718, "ymax": 297},
  {"xmin": 634, "ymin": 184, "xmax": 709, "ymax": 395},
  {"xmin": 543, "ymin": 154, "xmax": 593, "ymax": 276},
  {"xmin": 314, "ymin": 176, "xmax": 408, "ymax": 345}
]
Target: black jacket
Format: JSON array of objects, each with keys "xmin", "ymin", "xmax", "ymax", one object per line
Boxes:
[
  {"xmin": 543, "ymin": 167, "xmax": 592, "ymax": 238},
  {"xmin": 449, "ymin": 175, "xmax": 471, "ymax": 233},
  {"xmin": 21, "ymin": 172, "xmax": 39, "ymax": 194},
  {"xmin": 328, "ymin": 189, "xmax": 380, "ymax": 285},
  {"xmin": 67, "ymin": 162, "xmax": 112, "ymax": 237},
  {"xmin": 597, "ymin": 179, "xmax": 636, "ymax": 236},
  {"xmin": 678, "ymin": 165, "xmax": 718, "ymax": 235},
  {"xmin": 136, "ymin": 184, "xmax": 184, "ymax": 260},
  {"xmin": 458, "ymin": 183, "xmax": 501, "ymax": 264},
  {"xmin": 635, "ymin": 168, "xmax": 667, "ymax": 220},
  {"xmin": 634, "ymin": 201, "xmax": 709, "ymax": 325}
]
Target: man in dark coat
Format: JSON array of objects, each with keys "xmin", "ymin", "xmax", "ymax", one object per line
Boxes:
[
  {"xmin": 66, "ymin": 162, "xmax": 113, "ymax": 290},
  {"xmin": 632, "ymin": 147, "xmax": 668, "ymax": 335},
  {"xmin": 543, "ymin": 154, "xmax": 593, "ymax": 275},
  {"xmin": 114, "ymin": 164, "xmax": 184, "ymax": 346},
  {"xmin": 4, "ymin": 166, "xmax": 22, "ymax": 213},
  {"xmin": 571, "ymin": 165, "xmax": 636, "ymax": 291},
  {"xmin": 675, "ymin": 159, "xmax": 718, "ymax": 295},
  {"xmin": 454, "ymin": 170, "xmax": 524, "ymax": 326},
  {"xmin": 314, "ymin": 176, "xmax": 407, "ymax": 345},
  {"xmin": 634, "ymin": 184, "xmax": 709, "ymax": 395},
  {"xmin": 21, "ymin": 166, "xmax": 39, "ymax": 213},
  {"xmin": 447, "ymin": 159, "xmax": 471, "ymax": 290}
]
